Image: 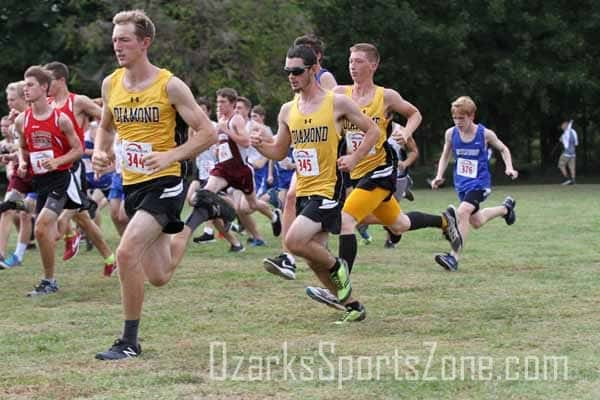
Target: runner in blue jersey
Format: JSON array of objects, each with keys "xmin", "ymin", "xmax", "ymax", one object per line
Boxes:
[{"xmin": 431, "ymin": 96, "xmax": 518, "ymax": 271}]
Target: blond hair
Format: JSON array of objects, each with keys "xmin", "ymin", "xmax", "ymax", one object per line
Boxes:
[
  {"xmin": 6, "ymin": 81, "xmax": 25, "ymax": 98},
  {"xmin": 113, "ymin": 9, "xmax": 155, "ymax": 41},
  {"xmin": 451, "ymin": 96, "xmax": 477, "ymax": 116},
  {"xmin": 350, "ymin": 43, "xmax": 380, "ymax": 64}
]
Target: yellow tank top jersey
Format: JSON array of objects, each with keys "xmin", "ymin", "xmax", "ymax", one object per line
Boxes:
[
  {"xmin": 289, "ymin": 91, "xmax": 341, "ymax": 199},
  {"xmin": 108, "ymin": 68, "xmax": 180, "ymax": 185},
  {"xmin": 343, "ymin": 85, "xmax": 389, "ymax": 180}
]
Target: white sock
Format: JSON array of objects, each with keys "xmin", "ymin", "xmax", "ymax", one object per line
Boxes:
[
  {"xmin": 271, "ymin": 211, "xmax": 278, "ymax": 222},
  {"xmin": 204, "ymin": 227, "xmax": 214, "ymax": 235},
  {"xmin": 15, "ymin": 242, "xmax": 27, "ymax": 260},
  {"xmin": 284, "ymin": 252, "xmax": 295, "ymax": 265}
]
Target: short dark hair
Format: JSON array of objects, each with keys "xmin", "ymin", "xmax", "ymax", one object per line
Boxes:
[
  {"xmin": 24, "ymin": 65, "xmax": 52, "ymax": 88},
  {"xmin": 236, "ymin": 96, "xmax": 252, "ymax": 111},
  {"xmin": 196, "ymin": 96, "xmax": 212, "ymax": 114},
  {"xmin": 286, "ymin": 45, "xmax": 317, "ymax": 67},
  {"xmin": 294, "ymin": 34, "xmax": 324, "ymax": 56},
  {"xmin": 216, "ymin": 87, "xmax": 238, "ymax": 103},
  {"xmin": 251, "ymin": 105, "xmax": 266, "ymax": 117},
  {"xmin": 44, "ymin": 61, "xmax": 69, "ymax": 80}
]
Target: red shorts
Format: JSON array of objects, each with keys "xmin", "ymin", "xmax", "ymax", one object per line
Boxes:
[
  {"xmin": 210, "ymin": 163, "xmax": 254, "ymax": 194},
  {"xmin": 7, "ymin": 171, "xmax": 33, "ymax": 194}
]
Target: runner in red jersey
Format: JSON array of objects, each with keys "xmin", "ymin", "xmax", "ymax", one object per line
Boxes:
[
  {"xmin": 13, "ymin": 65, "xmax": 83, "ymax": 296},
  {"xmin": 45, "ymin": 62, "xmax": 116, "ymax": 276}
]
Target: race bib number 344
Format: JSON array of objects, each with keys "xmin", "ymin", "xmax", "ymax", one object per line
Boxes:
[
  {"xmin": 293, "ymin": 148, "xmax": 320, "ymax": 177},
  {"xmin": 123, "ymin": 141, "xmax": 152, "ymax": 174}
]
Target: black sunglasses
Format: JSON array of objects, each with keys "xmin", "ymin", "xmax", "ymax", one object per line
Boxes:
[{"xmin": 284, "ymin": 66, "xmax": 311, "ymax": 76}]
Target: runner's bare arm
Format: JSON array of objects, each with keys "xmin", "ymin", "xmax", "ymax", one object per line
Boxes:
[
  {"xmin": 432, "ymin": 129, "xmax": 453, "ymax": 189},
  {"xmin": 384, "ymin": 88, "xmax": 422, "ymax": 140},
  {"xmin": 251, "ymin": 103, "xmax": 292, "ymax": 161}
]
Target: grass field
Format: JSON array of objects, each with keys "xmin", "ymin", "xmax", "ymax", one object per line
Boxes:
[{"xmin": 1, "ymin": 184, "xmax": 599, "ymax": 399}]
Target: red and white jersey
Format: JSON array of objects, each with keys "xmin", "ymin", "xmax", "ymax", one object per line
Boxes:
[
  {"xmin": 23, "ymin": 108, "xmax": 72, "ymax": 174},
  {"xmin": 50, "ymin": 93, "xmax": 84, "ymax": 146},
  {"xmin": 215, "ymin": 117, "xmax": 248, "ymax": 167}
]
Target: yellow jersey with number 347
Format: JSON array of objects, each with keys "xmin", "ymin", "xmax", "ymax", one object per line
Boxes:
[
  {"xmin": 108, "ymin": 68, "xmax": 180, "ymax": 185},
  {"xmin": 343, "ymin": 85, "xmax": 389, "ymax": 180},
  {"xmin": 289, "ymin": 91, "xmax": 342, "ymax": 199}
]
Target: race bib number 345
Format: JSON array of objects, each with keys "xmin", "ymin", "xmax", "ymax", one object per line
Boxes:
[
  {"xmin": 123, "ymin": 141, "xmax": 152, "ymax": 174},
  {"xmin": 293, "ymin": 148, "xmax": 320, "ymax": 177}
]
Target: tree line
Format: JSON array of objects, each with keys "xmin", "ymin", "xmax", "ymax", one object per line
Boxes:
[{"xmin": 1, "ymin": 0, "xmax": 597, "ymax": 174}]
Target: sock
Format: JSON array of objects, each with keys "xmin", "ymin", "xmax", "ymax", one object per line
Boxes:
[
  {"xmin": 104, "ymin": 253, "xmax": 115, "ymax": 264},
  {"xmin": 15, "ymin": 242, "xmax": 27, "ymax": 260},
  {"xmin": 283, "ymin": 252, "xmax": 296, "ymax": 265},
  {"xmin": 271, "ymin": 211, "xmax": 278, "ymax": 222},
  {"xmin": 122, "ymin": 320, "xmax": 140, "ymax": 345},
  {"xmin": 329, "ymin": 257, "xmax": 341, "ymax": 273},
  {"xmin": 441, "ymin": 215, "xmax": 448, "ymax": 230},
  {"xmin": 185, "ymin": 208, "xmax": 210, "ymax": 232},
  {"xmin": 203, "ymin": 227, "xmax": 214, "ymax": 235},
  {"xmin": 339, "ymin": 234, "xmax": 357, "ymax": 273},
  {"xmin": 45, "ymin": 278, "xmax": 56, "ymax": 284},
  {"xmin": 406, "ymin": 211, "xmax": 443, "ymax": 231},
  {"xmin": 64, "ymin": 231, "xmax": 75, "ymax": 240}
]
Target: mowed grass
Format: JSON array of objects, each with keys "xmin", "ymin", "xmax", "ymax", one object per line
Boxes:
[{"xmin": 1, "ymin": 184, "xmax": 599, "ymax": 399}]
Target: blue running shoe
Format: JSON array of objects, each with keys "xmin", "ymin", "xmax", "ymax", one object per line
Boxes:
[
  {"xmin": 435, "ymin": 253, "xmax": 458, "ymax": 272},
  {"xmin": 0, "ymin": 253, "xmax": 22, "ymax": 269}
]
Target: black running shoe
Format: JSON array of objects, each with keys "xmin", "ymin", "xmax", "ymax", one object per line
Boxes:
[
  {"xmin": 95, "ymin": 339, "xmax": 141, "ymax": 360},
  {"xmin": 503, "ymin": 196, "xmax": 517, "ymax": 226},
  {"xmin": 435, "ymin": 252, "xmax": 458, "ymax": 272},
  {"xmin": 271, "ymin": 208, "xmax": 282, "ymax": 237},
  {"xmin": 192, "ymin": 189, "xmax": 236, "ymax": 223},
  {"xmin": 263, "ymin": 253, "xmax": 296, "ymax": 280},
  {"xmin": 26, "ymin": 279, "xmax": 59, "ymax": 296},
  {"xmin": 442, "ymin": 205, "xmax": 463, "ymax": 252},
  {"xmin": 404, "ymin": 189, "xmax": 415, "ymax": 202},
  {"xmin": 193, "ymin": 232, "xmax": 216, "ymax": 244},
  {"xmin": 229, "ymin": 243, "xmax": 245, "ymax": 253}
]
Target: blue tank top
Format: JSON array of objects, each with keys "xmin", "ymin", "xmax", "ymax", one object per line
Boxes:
[
  {"xmin": 452, "ymin": 124, "xmax": 490, "ymax": 193},
  {"xmin": 316, "ymin": 67, "xmax": 330, "ymax": 85}
]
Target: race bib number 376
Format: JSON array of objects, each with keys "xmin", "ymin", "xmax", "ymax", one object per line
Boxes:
[
  {"xmin": 293, "ymin": 148, "xmax": 320, "ymax": 177},
  {"xmin": 457, "ymin": 157, "xmax": 478, "ymax": 178}
]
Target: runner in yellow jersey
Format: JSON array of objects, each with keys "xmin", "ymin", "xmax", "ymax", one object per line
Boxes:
[
  {"xmin": 305, "ymin": 43, "xmax": 463, "ymax": 312},
  {"xmin": 92, "ymin": 10, "xmax": 233, "ymax": 360},
  {"xmin": 251, "ymin": 45, "xmax": 379, "ymax": 324}
]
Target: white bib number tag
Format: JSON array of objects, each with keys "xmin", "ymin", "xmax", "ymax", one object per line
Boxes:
[
  {"xmin": 457, "ymin": 158, "xmax": 478, "ymax": 178},
  {"xmin": 346, "ymin": 131, "xmax": 376, "ymax": 155},
  {"xmin": 30, "ymin": 150, "xmax": 54, "ymax": 174},
  {"xmin": 218, "ymin": 142, "xmax": 233, "ymax": 162},
  {"xmin": 293, "ymin": 148, "xmax": 320, "ymax": 177},
  {"xmin": 82, "ymin": 157, "xmax": 93, "ymax": 173},
  {"xmin": 122, "ymin": 141, "xmax": 152, "ymax": 174}
]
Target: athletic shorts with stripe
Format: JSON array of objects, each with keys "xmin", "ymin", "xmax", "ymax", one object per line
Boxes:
[
  {"xmin": 123, "ymin": 175, "xmax": 186, "ymax": 234},
  {"xmin": 33, "ymin": 170, "xmax": 81, "ymax": 215},
  {"xmin": 343, "ymin": 163, "xmax": 401, "ymax": 226}
]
